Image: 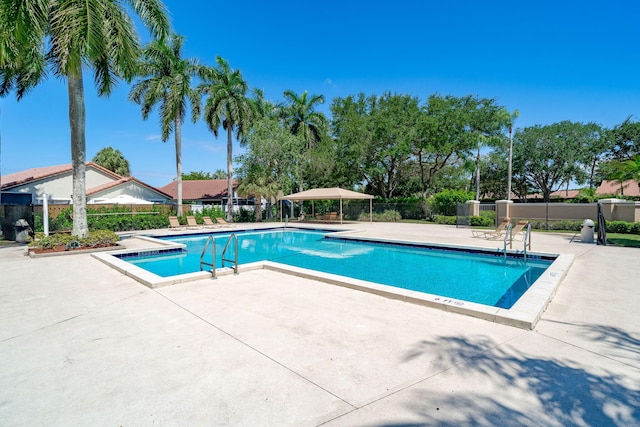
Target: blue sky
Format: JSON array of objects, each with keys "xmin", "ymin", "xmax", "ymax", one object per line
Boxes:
[{"xmin": 1, "ymin": 0, "xmax": 639, "ymax": 187}]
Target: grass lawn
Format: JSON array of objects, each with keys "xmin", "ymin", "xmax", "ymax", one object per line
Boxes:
[{"xmin": 606, "ymin": 233, "xmax": 640, "ymax": 248}]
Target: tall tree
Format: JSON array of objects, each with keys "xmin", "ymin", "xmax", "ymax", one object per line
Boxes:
[
  {"xmin": 330, "ymin": 92, "xmax": 419, "ymax": 198},
  {"xmin": 240, "ymin": 117, "xmax": 303, "ymax": 195},
  {"xmin": 92, "ymin": 147, "xmax": 131, "ymax": 176},
  {"xmin": 576, "ymin": 122, "xmax": 609, "ymax": 189},
  {"xmin": 129, "ymin": 33, "xmax": 200, "ymax": 216},
  {"xmin": 0, "ymin": 0, "xmax": 169, "ymax": 237},
  {"xmin": 609, "ymin": 116, "xmax": 640, "ymax": 160},
  {"xmin": 281, "ymin": 90, "xmax": 327, "ymax": 150},
  {"xmin": 414, "ymin": 94, "xmax": 477, "ymax": 197},
  {"xmin": 196, "ymin": 57, "xmax": 253, "ymax": 221},
  {"xmin": 513, "ymin": 121, "xmax": 590, "ymax": 202},
  {"xmin": 236, "ymin": 164, "xmax": 279, "ymax": 222},
  {"xmin": 463, "ymin": 96, "xmax": 509, "ymax": 201}
]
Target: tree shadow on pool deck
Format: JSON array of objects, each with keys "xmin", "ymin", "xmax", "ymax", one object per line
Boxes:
[
  {"xmin": 389, "ymin": 331, "xmax": 640, "ymax": 427},
  {"xmin": 541, "ymin": 320, "xmax": 640, "ymax": 369}
]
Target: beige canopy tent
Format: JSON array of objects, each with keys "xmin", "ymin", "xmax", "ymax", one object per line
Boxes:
[{"xmin": 280, "ymin": 187, "xmax": 374, "ymax": 224}]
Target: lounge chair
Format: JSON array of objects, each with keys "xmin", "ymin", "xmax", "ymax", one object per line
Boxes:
[
  {"xmin": 509, "ymin": 220, "xmax": 530, "ymax": 241},
  {"xmin": 186, "ymin": 216, "xmax": 201, "ymax": 228},
  {"xmin": 216, "ymin": 217, "xmax": 233, "ymax": 228},
  {"xmin": 168, "ymin": 216, "xmax": 182, "ymax": 229},
  {"xmin": 471, "ymin": 218, "xmax": 511, "ymax": 239},
  {"xmin": 202, "ymin": 216, "xmax": 217, "ymax": 227}
]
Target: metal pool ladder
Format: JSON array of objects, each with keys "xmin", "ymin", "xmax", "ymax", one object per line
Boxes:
[
  {"xmin": 502, "ymin": 223, "xmax": 513, "ymax": 258},
  {"xmin": 199, "ymin": 234, "xmax": 239, "ymax": 277},
  {"xmin": 522, "ymin": 223, "xmax": 532, "ymax": 260},
  {"xmin": 502, "ymin": 223, "xmax": 533, "ymax": 260},
  {"xmin": 221, "ymin": 234, "xmax": 239, "ymax": 274},
  {"xmin": 200, "ymin": 236, "xmax": 217, "ymax": 278}
]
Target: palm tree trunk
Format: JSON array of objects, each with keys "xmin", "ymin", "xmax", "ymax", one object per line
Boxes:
[
  {"xmin": 475, "ymin": 144, "xmax": 481, "ymax": 201},
  {"xmin": 175, "ymin": 117, "xmax": 183, "ymax": 216},
  {"xmin": 68, "ymin": 69, "xmax": 88, "ymax": 238},
  {"xmin": 255, "ymin": 198, "xmax": 262, "ymax": 222},
  {"xmin": 226, "ymin": 126, "xmax": 233, "ymax": 221}
]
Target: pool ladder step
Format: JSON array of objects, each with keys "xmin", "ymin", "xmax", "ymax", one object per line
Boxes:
[
  {"xmin": 199, "ymin": 234, "xmax": 239, "ymax": 278},
  {"xmin": 502, "ymin": 222, "xmax": 532, "ymax": 260}
]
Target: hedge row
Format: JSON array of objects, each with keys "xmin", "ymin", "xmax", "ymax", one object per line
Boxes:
[{"xmin": 28, "ymin": 230, "xmax": 120, "ymax": 249}]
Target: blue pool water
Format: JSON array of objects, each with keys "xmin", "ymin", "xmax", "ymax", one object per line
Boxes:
[{"xmin": 122, "ymin": 229, "xmax": 553, "ymax": 309}]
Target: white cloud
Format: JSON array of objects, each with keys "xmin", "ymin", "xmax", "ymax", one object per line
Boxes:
[{"xmin": 145, "ymin": 134, "xmax": 162, "ymax": 141}]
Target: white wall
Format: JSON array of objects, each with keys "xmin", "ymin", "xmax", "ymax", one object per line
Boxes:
[
  {"xmin": 11, "ymin": 167, "xmax": 154, "ymax": 204},
  {"xmin": 89, "ymin": 181, "xmax": 170, "ymax": 203}
]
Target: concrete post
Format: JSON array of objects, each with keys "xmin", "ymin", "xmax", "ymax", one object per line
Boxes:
[
  {"xmin": 599, "ymin": 198, "xmax": 619, "ymax": 221},
  {"xmin": 496, "ymin": 200, "xmax": 513, "ymax": 225},
  {"xmin": 465, "ymin": 200, "xmax": 480, "ymax": 217}
]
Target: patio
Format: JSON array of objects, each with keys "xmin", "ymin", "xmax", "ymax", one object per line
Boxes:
[{"xmin": 0, "ymin": 222, "xmax": 638, "ymax": 426}]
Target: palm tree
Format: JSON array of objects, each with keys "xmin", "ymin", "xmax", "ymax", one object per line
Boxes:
[
  {"xmin": 129, "ymin": 33, "xmax": 200, "ymax": 216},
  {"xmin": 93, "ymin": 146, "xmax": 131, "ymax": 176},
  {"xmin": 281, "ymin": 90, "xmax": 327, "ymax": 149},
  {"xmin": 237, "ymin": 171, "xmax": 278, "ymax": 222},
  {"xmin": 0, "ymin": 1, "xmax": 168, "ymax": 237},
  {"xmin": 607, "ymin": 154, "xmax": 640, "ymax": 195},
  {"xmin": 0, "ymin": 0, "xmax": 168, "ymax": 237},
  {"xmin": 196, "ymin": 57, "xmax": 253, "ymax": 221}
]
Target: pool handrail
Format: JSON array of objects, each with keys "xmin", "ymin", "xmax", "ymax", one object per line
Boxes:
[
  {"xmin": 222, "ymin": 234, "xmax": 239, "ymax": 274},
  {"xmin": 503, "ymin": 223, "xmax": 512, "ymax": 258},
  {"xmin": 200, "ymin": 235, "xmax": 217, "ymax": 279}
]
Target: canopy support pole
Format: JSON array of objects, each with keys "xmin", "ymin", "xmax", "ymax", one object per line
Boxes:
[
  {"xmin": 340, "ymin": 199, "xmax": 343, "ymax": 225},
  {"xmin": 370, "ymin": 198, "xmax": 373, "ymax": 222}
]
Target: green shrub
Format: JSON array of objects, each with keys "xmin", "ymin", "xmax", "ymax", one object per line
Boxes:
[
  {"xmin": 190, "ymin": 206, "xmax": 226, "ymax": 224},
  {"xmin": 432, "ymin": 215, "xmax": 457, "ymax": 225},
  {"xmin": 81, "ymin": 230, "xmax": 120, "ymax": 246},
  {"xmin": 430, "ymin": 190, "xmax": 474, "ymax": 216},
  {"xmin": 234, "ymin": 207, "xmax": 255, "ymax": 223},
  {"xmin": 527, "ymin": 220, "xmax": 583, "ymax": 231},
  {"xmin": 469, "ymin": 215, "xmax": 494, "ymax": 227},
  {"xmin": 358, "ymin": 210, "xmax": 402, "ymax": 222},
  {"xmin": 606, "ymin": 221, "xmax": 632, "ymax": 234},
  {"xmin": 29, "ymin": 230, "xmax": 119, "ymax": 249}
]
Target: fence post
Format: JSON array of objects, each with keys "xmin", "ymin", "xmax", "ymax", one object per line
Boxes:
[
  {"xmin": 495, "ymin": 200, "xmax": 513, "ymax": 226},
  {"xmin": 466, "ymin": 200, "xmax": 480, "ymax": 217}
]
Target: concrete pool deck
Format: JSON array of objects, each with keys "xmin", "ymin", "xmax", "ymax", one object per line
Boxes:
[{"xmin": 1, "ymin": 222, "xmax": 639, "ymax": 425}]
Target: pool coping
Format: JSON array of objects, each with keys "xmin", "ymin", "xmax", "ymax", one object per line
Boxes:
[{"xmin": 91, "ymin": 232, "xmax": 574, "ymax": 330}]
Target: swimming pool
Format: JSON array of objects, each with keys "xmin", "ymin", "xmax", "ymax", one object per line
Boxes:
[{"xmin": 117, "ymin": 228, "xmax": 553, "ymax": 309}]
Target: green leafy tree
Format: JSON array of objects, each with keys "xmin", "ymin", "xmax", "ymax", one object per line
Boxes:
[
  {"xmin": 479, "ymin": 150, "xmax": 508, "ymax": 200},
  {"xmin": 415, "ymin": 94, "xmax": 478, "ymax": 197},
  {"xmin": 464, "ymin": 96, "xmax": 509, "ymax": 201},
  {"xmin": 92, "ymin": 147, "xmax": 131, "ymax": 176},
  {"xmin": 609, "ymin": 116, "xmax": 640, "ymax": 160},
  {"xmin": 576, "ymin": 122, "xmax": 610, "ymax": 189},
  {"xmin": 129, "ymin": 33, "xmax": 201, "ymax": 216},
  {"xmin": 196, "ymin": 57, "xmax": 254, "ymax": 221},
  {"xmin": 0, "ymin": 0, "xmax": 169, "ymax": 237},
  {"xmin": 240, "ymin": 117, "xmax": 303, "ymax": 195},
  {"xmin": 513, "ymin": 121, "xmax": 590, "ymax": 202},
  {"xmin": 181, "ymin": 170, "xmax": 227, "ymax": 180},
  {"xmin": 330, "ymin": 92, "xmax": 420, "ymax": 198},
  {"xmin": 430, "ymin": 189, "xmax": 475, "ymax": 216}
]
